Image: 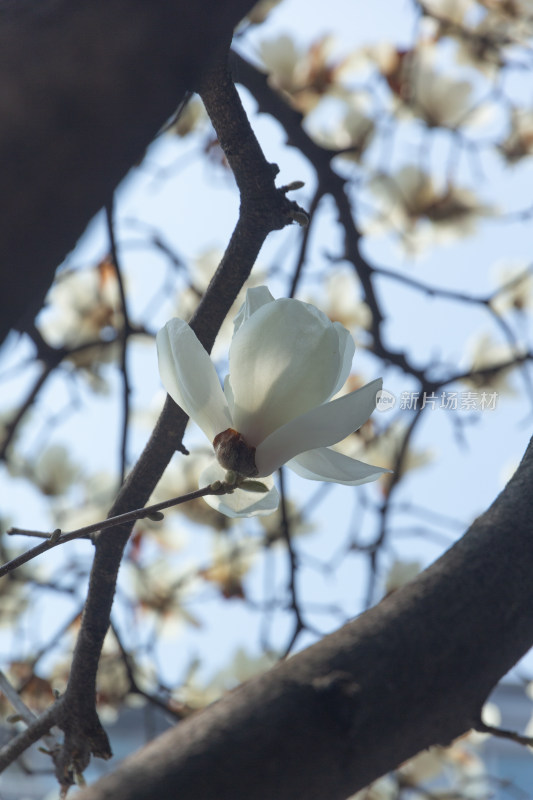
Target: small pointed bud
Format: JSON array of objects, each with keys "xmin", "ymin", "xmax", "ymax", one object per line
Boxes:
[
  {"xmin": 282, "ymin": 180, "xmax": 305, "ymax": 192},
  {"xmin": 224, "ymin": 470, "xmax": 238, "ymax": 485},
  {"xmin": 145, "ymin": 511, "xmax": 165, "ymax": 522},
  {"xmin": 290, "ymin": 209, "xmax": 309, "ymax": 227}
]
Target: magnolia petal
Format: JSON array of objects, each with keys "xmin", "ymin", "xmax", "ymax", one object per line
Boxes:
[
  {"xmin": 288, "ymin": 446, "xmax": 390, "ymax": 485},
  {"xmin": 230, "ymin": 298, "xmax": 351, "ymax": 445},
  {"xmin": 156, "ymin": 319, "xmax": 231, "ymax": 442},
  {"xmin": 330, "ymin": 321, "xmax": 355, "ymax": 398},
  {"xmin": 233, "ymin": 286, "xmax": 275, "ymax": 334},
  {"xmin": 224, "ymin": 375, "xmax": 235, "ymax": 418},
  {"xmin": 199, "ymin": 461, "xmax": 279, "ymax": 518},
  {"xmin": 255, "ymin": 378, "xmax": 382, "ymax": 477}
]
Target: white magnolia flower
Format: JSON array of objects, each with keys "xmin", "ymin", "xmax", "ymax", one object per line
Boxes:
[{"xmin": 157, "ymin": 286, "xmax": 387, "ymax": 518}]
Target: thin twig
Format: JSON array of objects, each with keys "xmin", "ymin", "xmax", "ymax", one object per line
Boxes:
[
  {"xmin": 288, "ymin": 187, "xmax": 322, "ymax": 299},
  {"xmin": 278, "ymin": 468, "xmax": 305, "ymax": 657},
  {"xmin": 2, "ymin": 483, "xmax": 229, "ymax": 579},
  {"xmin": 0, "ymin": 700, "xmax": 61, "ymax": 773},
  {"xmin": 475, "ymin": 719, "xmax": 533, "ymax": 748},
  {"xmin": 105, "ymin": 199, "xmax": 131, "ymax": 485},
  {"xmin": 0, "ymin": 671, "xmax": 60, "ymax": 756}
]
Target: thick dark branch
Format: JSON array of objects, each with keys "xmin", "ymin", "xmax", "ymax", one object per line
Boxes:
[
  {"xmin": 0, "ymin": 0, "xmax": 257, "ymax": 346},
  {"xmin": 76, "ymin": 435, "xmax": 533, "ymax": 800}
]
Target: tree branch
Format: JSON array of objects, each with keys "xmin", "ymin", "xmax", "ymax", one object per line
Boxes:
[
  {"xmin": 0, "ymin": 0, "xmax": 258, "ymax": 346},
  {"xmin": 50, "ymin": 54, "xmax": 306, "ymax": 789},
  {"xmin": 76, "ymin": 434, "xmax": 533, "ymax": 800}
]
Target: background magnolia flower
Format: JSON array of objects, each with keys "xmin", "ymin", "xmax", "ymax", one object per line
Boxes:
[
  {"xmin": 407, "ymin": 59, "xmax": 491, "ymax": 130},
  {"xmin": 157, "ymin": 286, "xmax": 387, "ymax": 518},
  {"xmin": 258, "ymin": 34, "xmax": 354, "ymax": 114},
  {"xmin": 312, "ymin": 94, "xmax": 376, "ymax": 162},
  {"xmin": 168, "ymin": 96, "xmax": 207, "ymax": 138},
  {"xmin": 500, "ymin": 107, "xmax": 533, "ymax": 164},
  {"xmin": 369, "ymin": 44, "xmax": 488, "ymax": 130},
  {"xmin": 364, "ymin": 165, "xmax": 496, "ymax": 253},
  {"xmin": 38, "ymin": 259, "xmax": 123, "ymax": 392},
  {"xmin": 306, "ymin": 268, "xmax": 373, "ymax": 334},
  {"xmin": 490, "ymin": 261, "xmax": 533, "ymax": 315},
  {"xmin": 26, "ymin": 443, "xmax": 80, "ymax": 496},
  {"xmin": 39, "ymin": 259, "xmax": 121, "ymax": 348},
  {"xmin": 462, "ymin": 331, "xmax": 521, "ymax": 395}
]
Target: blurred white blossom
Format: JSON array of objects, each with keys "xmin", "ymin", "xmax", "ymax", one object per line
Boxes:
[
  {"xmin": 490, "ymin": 261, "xmax": 533, "ymax": 315},
  {"xmin": 24, "ymin": 443, "xmax": 80, "ymax": 497},
  {"xmin": 258, "ymin": 34, "xmax": 354, "ymax": 113},
  {"xmin": 313, "ymin": 94, "xmax": 375, "ymax": 161},
  {"xmin": 364, "ymin": 165, "xmax": 496, "ymax": 253},
  {"xmin": 52, "ymin": 471, "xmax": 118, "ymax": 533},
  {"xmin": 199, "ymin": 536, "xmax": 256, "ymax": 599},
  {"xmin": 321, "ymin": 269, "xmax": 373, "ymax": 333},
  {"xmin": 39, "ymin": 260, "xmax": 121, "ymax": 348},
  {"xmin": 500, "ymin": 107, "xmax": 533, "ymax": 163},
  {"xmin": 129, "ymin": 559, "xmax": 202, "ymax": 639},
  {"xmin": 173, "ymin": 647, "xmax": 277, "ymax": 713},
  {"xmin": 169, "ymin": 96, "xmax": 208, "ymax": 138},
  {"xmin": 368, "ymin": 44, "xmax": 489, "ymax": 130},
  {"xmin": 422, "ymin": 0, "xmax": 475, "ymax": 29},
  {"xmin": 406, "ymin": 55, "xmax": 492, "ymax": 129},
  {"xmin": 462, "ymin": 332, "xmax": 521, "ymax": 394},
  {"xmin": 38, "ymin": 260, "xmax": 122, "ymax": 392}
]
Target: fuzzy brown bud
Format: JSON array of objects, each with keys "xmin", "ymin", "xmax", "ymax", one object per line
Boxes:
[{"xmin": 213, "ymin": 428, "xmax": 258, "ymax": 477}]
